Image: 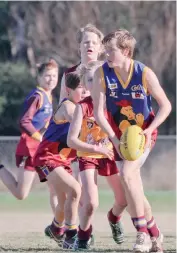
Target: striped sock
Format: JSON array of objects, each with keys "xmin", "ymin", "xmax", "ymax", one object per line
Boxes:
[
  {"xmin": 51, "ymin": 218, "xmax": 65, "ymax": 235},
  {"xmin": 132, "ymin": 216, "xmax": 148, "ymax": 234},
  {"xmin": 147, "ymin": 216, "xmax": 160, "ymax": 238},
  {"xmin": 65, "ymin": 223, "xmax": 77, "ymax": 230},
  {"xmin": 52, "ymin": 217, "xmax": 64, "ymax": 228}
]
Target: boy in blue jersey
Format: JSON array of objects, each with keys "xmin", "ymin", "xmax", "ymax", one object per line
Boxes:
[
  {"xmin": 0, "ymin": 59, "xmax": 58, "ymax": 209},
  {"xmin": 68, "ymin": 62, "xmax": 164, "ymax": 251},
  {"xmin": 92, "ymin": 29, "xmax": 171, "ymax": 253},
  {"xmin": 33, "ymin": 72, "xmax": 108, "ymax": 249}
]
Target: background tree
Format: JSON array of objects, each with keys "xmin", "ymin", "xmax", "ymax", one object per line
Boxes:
[{"xmin": 0, "ymin": 1, "xmax": 175, "ymax": 135}]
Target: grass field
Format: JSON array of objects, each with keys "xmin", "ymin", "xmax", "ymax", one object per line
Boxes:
[{"xmin": 0, "ymin": 190, "xmax": 176, "ymax": 253}]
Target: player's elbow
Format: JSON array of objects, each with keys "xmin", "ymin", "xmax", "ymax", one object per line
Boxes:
[
  {"xmin": 19, "ymin": 118, "xmax": 24, "ymax": 128},
  {"xmin": 167, "ymin": 100, "xmax": 172, "ymax": 114},
  {"xmin": 93, "ymin": 109, "xmax": 101, "ymax": 124},
  {"xmin": 165, "ymin": 99, "xmax": 172, "ymax": 116},
  {"xmin": 19, "ymin": 119, "xmax": 26, "ymax": 131},
  {"xmin": 67, "ymin": 135, "xmax": 75, "ymax": 148}
]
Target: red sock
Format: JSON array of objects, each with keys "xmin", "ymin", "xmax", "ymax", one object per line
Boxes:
[
  {"xmin": 78, "ymin": 225, "xmax": 92, "ymax": 241},
  {"xmin": 108, "ymin": 208, "xmax": 121, "ymax": 224},
  {"xmin": 147, "ymin": 217, "xmax": 160, "ymax": 238},
  {"xmin": 132, "ymin": 216, "xmax": 149, "ymax": 234}
]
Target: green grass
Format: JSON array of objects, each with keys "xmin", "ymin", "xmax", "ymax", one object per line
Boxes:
[
  {"xmin": 0, "ymin": 190, "xmax": 175, "ymax": 213},
  {"xmin": 99, "ymin": 190, "xmax": 176, "ymax": 212}
]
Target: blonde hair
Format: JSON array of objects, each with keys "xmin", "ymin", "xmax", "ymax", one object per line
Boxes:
[
  {"xmin": 76, "ymin": 24, "xmax": 104, "ymax": 44},
  {"xmin": 102, "ymin": 29, "xmax": 136, "ymax": 58},
  {"xmin": 78, "ymin": 61, "xmax": 103, "ymax": 90},
  {"xmin": 78, "ymin": 61, "xmax": 103, "ymax": 77}
]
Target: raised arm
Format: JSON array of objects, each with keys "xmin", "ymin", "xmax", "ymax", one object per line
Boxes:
[{"xmin": 59, "ymin": 74, "xmax": 68, "ymax": 104}]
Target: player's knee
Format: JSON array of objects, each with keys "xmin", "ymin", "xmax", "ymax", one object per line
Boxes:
[
  {"xmin": 119, "ymin": 171, "xmax": 133, "ymax": 186},
  {"xmin": 71, "ymin": 182, "xmax": 81, "ymax": 201},
  {"xmin": 85, "ymin": 201, "xmax": 99, "ymax": 216},
  {"xmin": 16, "ymin": 192, "xmax": 28, "ymax": 200},
  {"xmin": 48, "ymin": 184, "xmax": 56, "ymax": 195}
]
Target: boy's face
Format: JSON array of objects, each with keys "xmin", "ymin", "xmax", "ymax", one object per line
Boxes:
[
  {"xmin": 104, "ymin": 39, "xmax": 127, "ymax": 68},
  {"xmin": 69, "ymin": 84, "xmax": 90, "ymax": 103},
  {"xmin": 39, "ymin": 68, "xmax": 58, "ymax": 91},
  {"xmin": 80, "ymin": 32, "xmax": 102, "ymax": 61}
]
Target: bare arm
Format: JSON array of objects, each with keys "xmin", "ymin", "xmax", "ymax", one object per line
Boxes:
[
  {"xmin": 67, "ymin": 104, "xmax": 96, "ymax": 153},
  {"xmin": 67, "ymin": 104, "xmax": 113, "ymax": 158},
  {"xmin": 92, "ymin": 68, "xmax": 119, "ymax": 146},
  {"xmin": 62, "ymin": 101, "xmax": 76, "ymax": 123},
  {"xmin": 59, "ymin": 74, "xmax": 68, "ymax": 104},
  {"xmin": 142, "ymin": 68, "xmax": 172, "ymax": 149},
  {"xmin": 145, "ymin": 68, "xmax": 172, "ymax": 132}
]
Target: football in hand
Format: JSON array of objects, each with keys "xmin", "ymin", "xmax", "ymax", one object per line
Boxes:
[{"xmin": 120, "ymin": 125, "xmax": 145, "ymax": 161}]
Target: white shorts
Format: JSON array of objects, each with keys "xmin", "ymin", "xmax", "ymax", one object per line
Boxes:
[{"xmin": 117, "ymin": 148, "xmax": 150, "ymax": 171}]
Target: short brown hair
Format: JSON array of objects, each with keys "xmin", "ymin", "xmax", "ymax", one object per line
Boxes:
[
  {"xmin": 37, "ymin": 59, "xmax": 58, "ymax": 76},
  {"xmin": 65, "ymin": 72, "xmax": 81, "ymax": 90},
  {"xmin": 102, "ymin": 29, "xmax": 136, "ymax": 58},
  {"xmin": 76, "ymin": 24, "xmax": 104, "ymax": 44}
]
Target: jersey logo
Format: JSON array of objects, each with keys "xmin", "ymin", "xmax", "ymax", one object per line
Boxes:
[
  {"xmin": 131, "ymin": 84, "xmax": 142, "ymax": 91},
  {"xmin": 108, "ymin": 83, "xmax": 117, "ymax": 89},
  {"xmin": 114, "ymin": 100, "xmax": 145, "ymax": 134},
  {"xmin": 87, "ymin": 121, "xmax": 94, "ymax": 129},
  {"xmin": 122, "ymin": 93, "xmax": 130, "ymax": 96},
  {"xmin": 40, "ymin": 165, "xmax": 50, "ymax": 176},
  {"xmin": 44, "ymin": 104, "xmax": 52, "ymax": 114},
  {"xmin": 132, "ymin": 92, "xmax": 144, "ymax": 99},
  {"xmin": 110, "ymin": 91, "xmax": 118, "ymax": 98}
]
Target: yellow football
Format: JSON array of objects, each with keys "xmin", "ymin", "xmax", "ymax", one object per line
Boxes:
[{"xmin": 120, "ymin": 125, "xmax": 145, "ymax": 161}]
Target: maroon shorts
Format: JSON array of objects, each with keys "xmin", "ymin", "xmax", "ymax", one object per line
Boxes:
[
  {"xmin": 16, "ymin": 155, "xmax": 35, "ymax": 171},
  {"xmin": 15, "ymin": 133, "xmax": 40, "ymax": 171},
  {"xmin": 33, "ymin": 139, "xmax": 76, "ymax": 182},
  {"xmin": 35, "ymin": 164, "xmax": 72, "ymax": 182},
  {"xmin": 79, "ymin": 157, "xmax": 119, "ymax": 176}
]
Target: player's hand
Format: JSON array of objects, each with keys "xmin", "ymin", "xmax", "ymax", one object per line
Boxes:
[
  {"xmin": 31, "ymin": 132, "xmax": 42, "ymax": 142},
  {"xmin": 141, "ymin": 128, "xmax": 152, "ymax": 150},
  {"xmin": 94, "ymin": 143, "xmax": 114, "ymax": 160}
]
